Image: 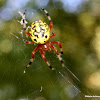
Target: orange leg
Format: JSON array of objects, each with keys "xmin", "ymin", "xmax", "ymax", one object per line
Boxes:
[
  {"xmin": 51, "ymin": 41, "xmax": 63, "ymax": 54},
  {"xmin": 24, "ymin": 28, "xmax": 30, "ymax": 36},
  {"xmin": 26, "ymin": 41, "xmax": 34, "ymax": 44},
  {"xmin": 26, "ymin": 46, "xmax": 39, "ymax": 69},
  {"xmin": 32, "ymin": 46, "xmax": 39, "ymax": 58},
  {"xmin": 50, "ymin": 21, "xmax": 53, "ymax": 30},
  {"xmin": 51, "ymin": 44, "xmax": 64, "ymax": 68},
  {"xmin": 40, "ymin": 49, "xmax": 54, "ymax": 70},
  {"xmin": 50, "ymin": 33, "xmax": 56, "ymax": 39},
  {"xmin": 50, "ymin": 45, "xmax": 58, "ymax": 55}
]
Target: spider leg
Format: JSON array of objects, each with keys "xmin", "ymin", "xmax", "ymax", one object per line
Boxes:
[
  {"xmin": 51, "ymin": 45, "xmax": 64, "ymax": 68},
  {"xmin": 24, "ymin": 46, "xmax": 39, "ymax": 73},
  {"xmin": 25, "ymin": 41, "xmax": 35, "ymax": 44},
  {"xmin": 18, "ymin": 10, "xmax": 30, "ymax": 36},
  {"xmin": 50, "ymin": 33, "xmax": 56, "ymax": 39},
  {"xmin": 11, "ymin": 33, "xmax": 32, "ymax": 44},
  {"xmin": 24, "ymin": 29, "xmax": 30, "ymax": 36},
  {"xmin": 50, "ymin": 45, "xmax": 58, "ymax": 55},
  {"xmin": 40, "ymin": 49, "xmax": 55, "ymax": 70},
  {"xmin": 20, "ymin": 39, "xmax": 35, "ymax": 44},
  {"xmin": 49, "ymin": 20, "xmax": 53, "ymax": 30},
  {"xmin": 41, "ymin": 8, "xmax": 53, "ymax": 30},
  {"xmin": 51, "ymin": 41, "xmax": 63, "ymax": 55}
]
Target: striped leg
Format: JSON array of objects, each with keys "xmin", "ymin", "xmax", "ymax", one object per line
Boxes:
[
  {"xmin": 41, "ymin": 8, "xmax": 53, "ymax": 30},
  {"xmin": 57, "ymin": 54, "xmax": 64, "ymax": 68},
  {"xmin": 18, "ymin": 10, "xmax": 30, "ymax": 36},
  {"xmin": 40, "ymin": 49, "xmax": 55, "ymax": 70},
  {"xmin": 24, "ymin": 46, "xmax": 39, "ymax": 73},
  {"xmin": 51, "ymin": 41, "xmax": 63, "ymax": 55},
  {"xmin": 51, "ymin": 45, "xmax": 65, "ymax": 68}
]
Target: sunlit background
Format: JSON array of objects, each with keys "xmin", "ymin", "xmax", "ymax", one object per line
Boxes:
[{"xmin": 0, "ymin": 0, "xmax": 100, "ymax": 100}]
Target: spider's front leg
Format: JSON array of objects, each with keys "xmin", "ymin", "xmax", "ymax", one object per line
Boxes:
[
  {"xmin": 18, "ymin": 10, "xmax": 30, "ymax": 36},
  {"xmin": 41, "ymin": 8, "xmax": 53, "ymax": 30},
  {"xmin": 40, "ymin": 49, "xmax": 55, "ymax": 70}
]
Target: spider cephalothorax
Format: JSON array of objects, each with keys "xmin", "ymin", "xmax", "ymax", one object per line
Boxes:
[
  {"xmin": 29, "ymin": 20, "xmax": 50, "ymax": 44},
  {"xmin": 19, "ymin": 8, "xmax": 64, "ymax": 72}
]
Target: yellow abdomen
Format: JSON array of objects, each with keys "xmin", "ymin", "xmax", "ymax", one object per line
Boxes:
[{"xmin": 29, "ymin": 20, "xmax": 50, "ymax": 44}]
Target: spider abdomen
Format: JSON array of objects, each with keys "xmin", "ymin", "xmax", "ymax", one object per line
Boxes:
[{"xmin": 29, "ymin": 20, "xmax": 50, "ymax": 44}]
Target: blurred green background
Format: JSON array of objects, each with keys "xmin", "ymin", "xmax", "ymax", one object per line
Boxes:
[{"xmin": 0, "ymin": 0, "xmax": 100, "ymax": 100}]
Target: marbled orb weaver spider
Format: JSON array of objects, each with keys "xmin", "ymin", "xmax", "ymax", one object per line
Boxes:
[{"xmin": 19, "ymin": 8, "xmax": 64, "ymax": 71}]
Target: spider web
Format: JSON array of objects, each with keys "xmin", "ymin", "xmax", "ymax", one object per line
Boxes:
[
  {"xmin": 0, "ymin": 9, "xmax": 90, "ymax": 100},
  {"xmin": 11, "ymin": 28, "xmax": 87, "ymax": 100}
]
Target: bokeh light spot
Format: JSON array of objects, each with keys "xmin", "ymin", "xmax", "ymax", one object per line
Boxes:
[
  {"xmin": 78, "ymin": 12, "xmax": 95, "ymax": 28},
  {"xmin": 85, "ymin": 71, "xmax": 100, "ymax": 89},
  {"xmin": 0, "ymin": 8, "xmax": 13, "ymax": 20},
  {"xmin": 65, "ymin": 85, "xmax": 79, "ymax": 98},
  {"xmin": 34, "ymin": 96, "xmax": 46, "ymax": 100},
  {"xmin": 62, "ymin": 0, "xmax": 88, "ymax": 13},
  {"xmin": 92, "ymin": 26, "xmax": 100, "ymax": 61},
  {"xmin": 0, "ymin": 39, "xmax": 12, "ymax": 53},
  {"xmin": 34, "ymin": 0, "xmax": 49, "ymax": 8}
]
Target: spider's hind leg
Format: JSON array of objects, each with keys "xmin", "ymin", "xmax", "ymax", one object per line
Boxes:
[
  {"xmin": 57, "ymin": 54, "xmax": 65, "ymax": 68},
  {"xmin": 24, "ymin": 46, "xmax": 39, "ymax": 73},
  {"xmin": 50, "ymin": 45, "xmax": 65, "ymax": 68},
  {"xmin": 40, "ymin": 49, "xmax": 55, "ymax": 70},
  {"xmin": 51, "ymin": 41, "xmax": 63, "ymax": 56}
]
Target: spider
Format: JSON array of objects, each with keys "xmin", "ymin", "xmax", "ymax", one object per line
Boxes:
[{"xmin": 19, "ymin": 8, "xmax": 64, "ymax": 71}]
